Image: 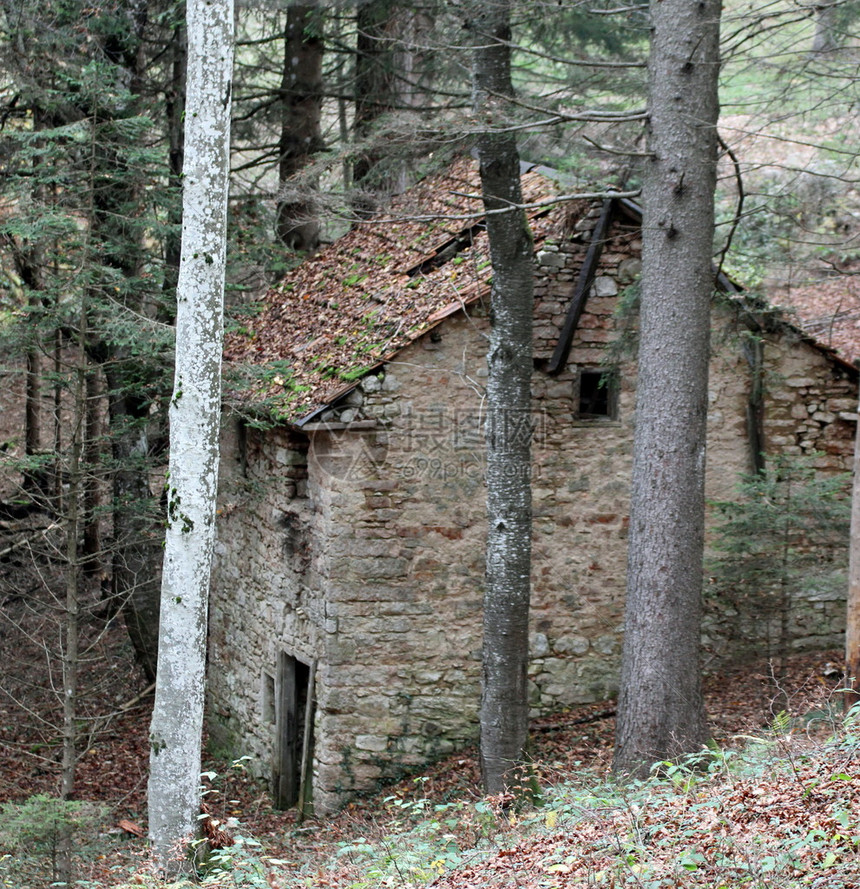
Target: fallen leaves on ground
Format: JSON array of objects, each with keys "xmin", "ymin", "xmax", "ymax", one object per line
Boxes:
[{"xmin": 0, "ymin": 626, "xmax": 855, "ymax": 888}]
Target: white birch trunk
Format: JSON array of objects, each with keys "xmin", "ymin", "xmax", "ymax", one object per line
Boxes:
[{"xmin": 147, "ymin": 0, "xmax": 233, "ymax": 873}]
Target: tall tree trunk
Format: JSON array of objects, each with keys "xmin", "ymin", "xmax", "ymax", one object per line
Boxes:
[
  {"xmin": 86, "ymin": 2, "xmax": 164, "ymax": 678},
  {"xmin": 811, "ymin": 2, "xmax": 839, "ymax": 56},
  {"xmin": 392, "ymin": 3, "xmax": 436, "ymax": 114},
  {"xmin": 353, "ymin": 0, "xmax": 396, "ymax": 188},
  {"xmin": 353, "ymin": 0, "xmax": 436, "ymax": 199},
  {"xmin": 468, "ymin": 0, "xmax": 535, "ymax": 797},
  {"xmin": 844, "ymin": 410, "xmax": 860, "ymax": 710},
  {"xmin": 613, "ymin": 0, "xmax": 720, "ymax": 776},
  {"xmin": 24, "ymin": 295, "xmax": 41, "ymax": 459},
  {"xmin": 5, "ymin": 219, "xmax": 46, "ymax": 482},
  {"xmin": 53, "ymin": 328, "xmax": 63, "ymax": 506},
  {"xmin": 57, "ymin": 309, "xmax": 87, "ymax": 887},
  {"xmin": 276, "ymin": 4, "xmax": 324, "ymax": 252},
  {"xmin": 81, "ymin": 368, "xmax": 102, "ymax": 577},
  {"xmin": 163, "ymin": 14, "xmax": 187, "ymax": 306},
  {"xmin": 147, "ymin": 0, "xmax": 233, "ymax": 871},
  {"xmin": 107, "ymin": 380, "xmax": 160, "ymax": 681},
  {"xmin": 17, "ymin": 109, "xmax": 47, "ymax": 464}
]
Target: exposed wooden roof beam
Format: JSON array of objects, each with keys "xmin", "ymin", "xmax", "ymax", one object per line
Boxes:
[{"xmin": 547, "ymin": 197, "xmax": 616, "ymax": 375}]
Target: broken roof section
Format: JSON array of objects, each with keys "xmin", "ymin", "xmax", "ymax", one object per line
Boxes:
[{"xmin": 223, "ymin": 156, "xmax": 590, "ymax": 424}]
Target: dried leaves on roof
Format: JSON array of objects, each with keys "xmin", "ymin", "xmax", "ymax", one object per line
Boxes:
[
  {"xmin": 771, "ymin": 267, "xmax": 860, "ymax": 365},
  {"xmin": 223, "ymin": 156, "xmax": 586, "ymax": 424}
]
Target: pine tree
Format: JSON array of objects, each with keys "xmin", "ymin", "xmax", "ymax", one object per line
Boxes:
[
  {"xmin": 613, "ymin": 0, "xmax": 721, "ymax": 777},
  {"xmin": 709, "ymin": 456, "xmax": 849, "ymax": 668},
  {"xmin": 0, "ymin": 0, "xmax": 178, "ymax": 807}
]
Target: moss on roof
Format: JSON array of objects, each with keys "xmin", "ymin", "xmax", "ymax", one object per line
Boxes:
[{"xmin": 223, "ymin": 156, "xmax": 583, "ymax": 424}]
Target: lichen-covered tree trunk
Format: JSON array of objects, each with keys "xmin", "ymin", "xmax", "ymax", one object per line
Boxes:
[
  {"xmin": 147, "ymin": 0, "xmax": 233, "ymax": 872},
  {"xmin": 469, "ymin": 0, "xmax": 535, "ymax": 797},
  {"xmin": 613, "ymin": 0, "xmax": 720, "ymax": 776}
]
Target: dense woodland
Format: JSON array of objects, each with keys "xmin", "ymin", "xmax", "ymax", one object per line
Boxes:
[{"xmin": 1, "ymin": 0, "xmax": 860, "ymax": 885}]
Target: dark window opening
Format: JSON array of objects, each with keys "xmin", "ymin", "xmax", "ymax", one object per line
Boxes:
[
  {"xmin": 273, "ymin": 653, "xmax": 315, "ymax": 812},
  {"xmin": 262, "ymin": 672, "xmax": 276, "ymax": 724},
  {"xmin": 577, "ymin": 369, "xmax": 617, "ymax": 419}
]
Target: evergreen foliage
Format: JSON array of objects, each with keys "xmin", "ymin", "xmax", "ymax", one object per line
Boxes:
[
  {"xmin": 708, "ymin": 454, "xmax": 850, "ymax": 660},
  {"xmin": 0, "ymin": 795, "xmax": 108, "ymax": 886},
  {"xmin": 0, "ymin": 0, "xmax": 180, "ymax": 797}
]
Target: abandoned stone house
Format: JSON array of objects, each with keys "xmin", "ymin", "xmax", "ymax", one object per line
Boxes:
[{"xmin": 207, "ymin": 157, "xmax": 858, "ymax": 814}]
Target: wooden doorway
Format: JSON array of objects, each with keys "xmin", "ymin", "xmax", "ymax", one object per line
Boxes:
[{"xmin": 273, "ymin": 653, "xmax": 315, "ymax": 812}]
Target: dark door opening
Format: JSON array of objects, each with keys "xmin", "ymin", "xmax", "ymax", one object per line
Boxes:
[{"xmin": 273, "ymin": 653, "xmax": 315, "ymax": 812}]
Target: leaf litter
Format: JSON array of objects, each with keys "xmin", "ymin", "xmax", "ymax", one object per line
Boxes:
[{"xmin": 3, "ymin": 640, "xmax": 853, "ymax": 886}]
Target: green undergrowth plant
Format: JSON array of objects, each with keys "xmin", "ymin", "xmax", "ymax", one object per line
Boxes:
[
  {"xmin": 330, "ymin": 779, "xmax": 502, "ymax": 887},
  {"xmin": 531, "ymin": 723, "xmax": 860, "ymax": 888},
  {"xmin": 0, "ymin": 794, "xmax": 109, "ymax": 887},
  {"xmin": 706, "ymin": 453, "xmax": 850, "ymax": 670},
  {"xmin": 108, "ymin": 715, "xmax": 860, "ymax": 888}
]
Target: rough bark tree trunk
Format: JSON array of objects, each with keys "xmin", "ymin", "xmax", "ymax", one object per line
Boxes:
[
  {"xmin": 107, "ymin": 378, "xmax": 161, "ymax": 682},
  {"xmin": 147, "ymin": 0, "xmax": 233, "ymax": 872},
  {"xmin": 613, "ymin": 0, "xmax": 720, "ymax": 777},
  {"xmin": 163, "ymin": 15, "xmax": 187, "ymax": 304},
  {"xmin": 811, "ymin": 2, "xmax": 839, "ymax": 56},
  {"xmin": 353, "ymin": 0, "xmax": 436, "ymax": 199},
  {"xmin": 59, "ymin": 0, "xmax": 167, "ymax": 677},
  {"xmin": 276, "ymin": 4, "xmax": 324, "ymax": 253},
  {"xmin": 353, "ymin": 0, "xmax": 396, "ymax": 189},
  {"xmin": 24, "ymin": 295, "xmax": 41, "ymax": 459},
  {"xmin": 469, "ymin": 0, "xmax": 535, "ymax": 797},
  {"xmin": 5, "ymin": 217, "xmax": 46, "ymax": 473},
  {"xmin": 81, "ymin": 368, "xmax": 101, "ymax": 577},
  {"xmin": 58, "ymin": 305, "xmax": 88, "ymax": 886}
]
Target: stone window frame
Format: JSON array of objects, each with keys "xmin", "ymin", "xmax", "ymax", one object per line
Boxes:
[{"xmin": 575, "ymin": 367, "xmax": 619, "ymax": 421}]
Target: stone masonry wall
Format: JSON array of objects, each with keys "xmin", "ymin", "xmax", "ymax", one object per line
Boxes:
[
  {"xmin": 701, "ymin": 330, "xmax": 856, "ymax": 662},
  {"xmin": 208, "ymin": 211, "xmax": 856, "ymax": 814},
  {"xmin": 208, "ymin": 422, "xmax": 324, "ymax": 770}
]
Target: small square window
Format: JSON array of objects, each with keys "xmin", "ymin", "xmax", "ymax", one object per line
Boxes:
[{"xmin": 577, "ymin": 369, "xmax": 617, "ymax": 419}]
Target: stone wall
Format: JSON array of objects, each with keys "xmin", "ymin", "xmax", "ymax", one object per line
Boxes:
[
  {"xmin": 701, "ymin": 327, "xmax": 856, "ymax": 662},
  {"xmin": 208, "ymin": 424, "xmax": 323, "ymax": 771},
  {"xmin": 208, "ymin": 211, "xmax": 856, "ymax": 814}
]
